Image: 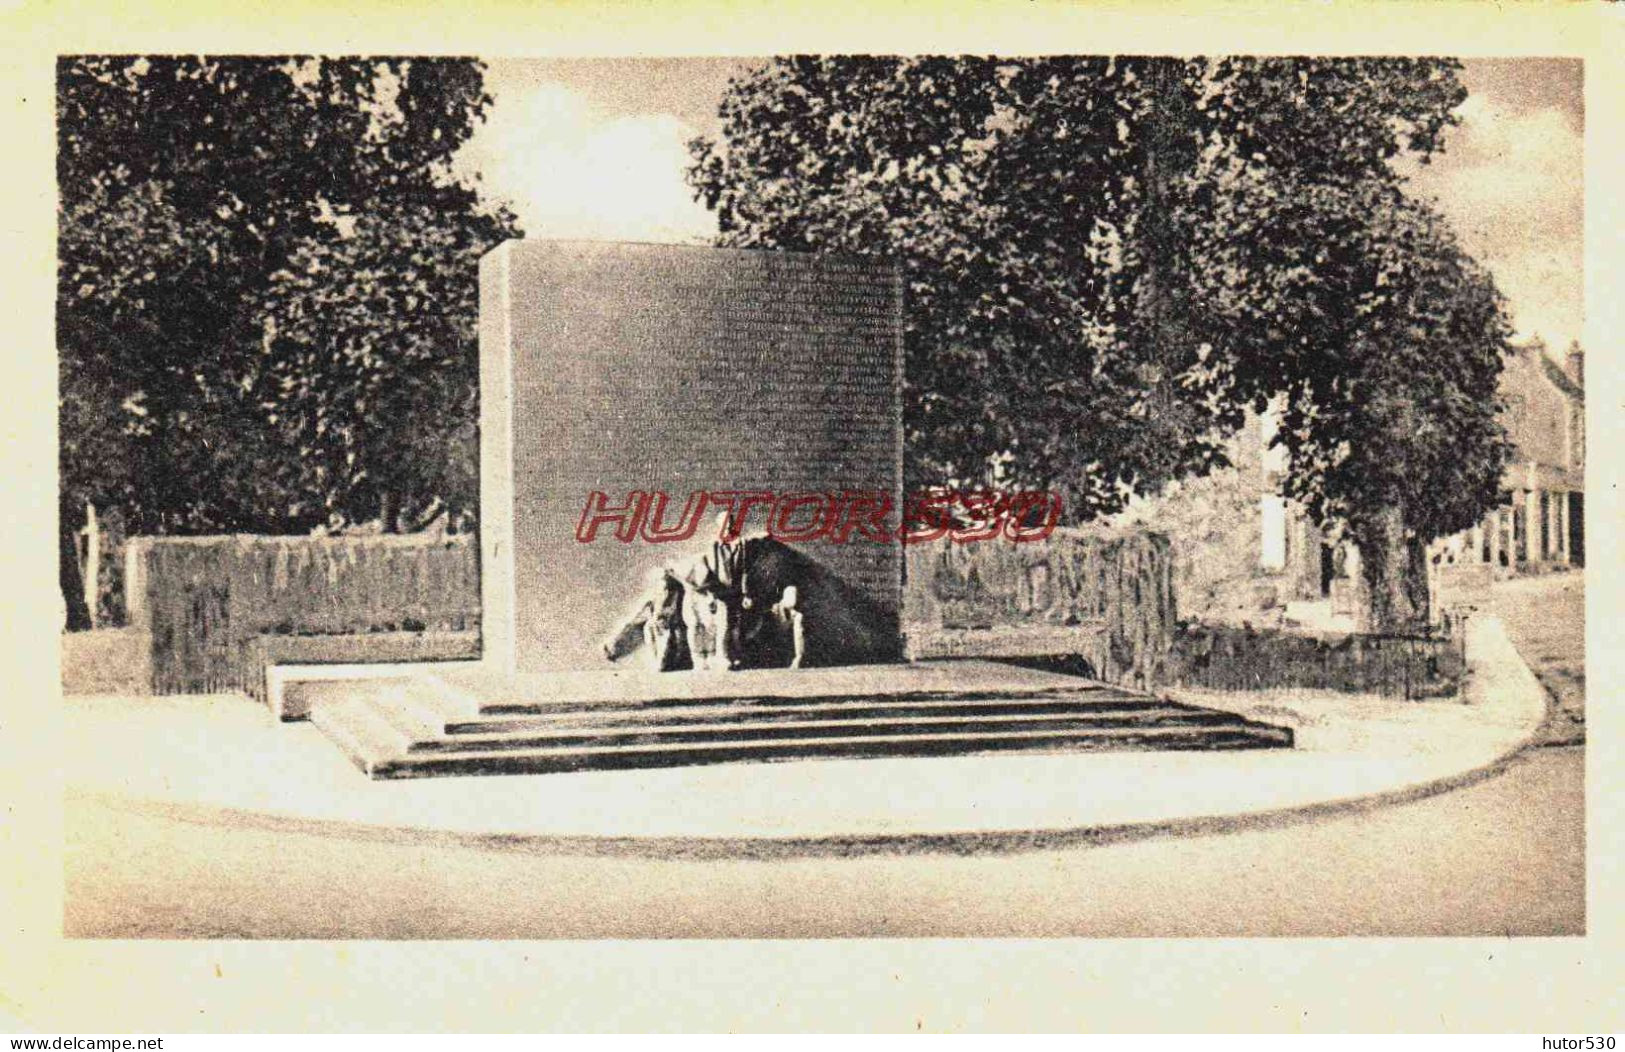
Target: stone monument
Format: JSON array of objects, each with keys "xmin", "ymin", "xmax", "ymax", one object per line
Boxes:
[{"xmin": 477, "ymin": 240, "xmax": 905, "ymax": 673}]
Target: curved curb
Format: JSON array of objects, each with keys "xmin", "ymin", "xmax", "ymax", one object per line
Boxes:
[
  {"xmin": 69, "ymin": 742, "xmax": 1544, "ymax": 862},
  {"xmin": 68, "ymin": 619, "xmax": 1554, "ymax": 862}
]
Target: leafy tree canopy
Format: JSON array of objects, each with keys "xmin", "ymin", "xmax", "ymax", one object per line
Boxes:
[
  {"xmin": 58, "ymin": 55, "xmax": 517, "ymax": 536},
  {"xmin": 1213, "ymin": 180, "xmax": 1512, "ymax": 626},
  {"xmin": 688, "ymin": 56, "xmax": 1478, "ymax": 510},
  {"xmin": 690, "ymin": 56, "xmax": 1513, "ymax": 627}
]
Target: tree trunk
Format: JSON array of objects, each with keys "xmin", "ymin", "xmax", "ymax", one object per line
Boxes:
[
  {"xmin": 1359, "ymin": 505, "xmax": 1426, "ymax": 633},
  {"xmin": 1135, "ymin": 58, "xmax": 1200, "ymax": 489},
  {"xmin": 1404, "ymin": 533, "xmax": 1433, "ymax": 628},
  {"xmin": 59, "ymin": 504, "xmax": 92, "ymax": 632},
  {"xmin": 380, "ymin": 489, "xmax": 401, "ymax": 534},
  {"xmin": 82, "ymin": 502, "xmax": 101, "ymax": 629},
  {"xmin": 1141, "ymin": 58, "xmax": 1179, "ymax": 420}
]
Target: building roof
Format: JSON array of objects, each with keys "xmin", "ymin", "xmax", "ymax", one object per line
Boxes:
[
  {"xmin": 1540, "ymin": 353, "xmax": 1584, "ymax": 401},
  {"xmin": 1510, "ymin": 336, "xmax": 1584, "ymax": 401}
]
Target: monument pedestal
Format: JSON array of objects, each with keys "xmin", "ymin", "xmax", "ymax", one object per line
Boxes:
[{"xmin": 307, "ymin": 660, "xmax": 1295, "ymax": 780}]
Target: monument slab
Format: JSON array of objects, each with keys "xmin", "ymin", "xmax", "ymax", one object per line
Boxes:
[{"xmin": 479, "ymin": 240, "xmax": 904, "ymax": 673}]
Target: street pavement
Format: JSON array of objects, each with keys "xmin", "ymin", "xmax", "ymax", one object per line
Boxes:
[
  {"xmin": 65, "ymin": 743, "xmax": 1582, "ymax": 938},
  {"xmin": 1486, "ymin": 570, "xmax": 1586, "ymax": 746}
]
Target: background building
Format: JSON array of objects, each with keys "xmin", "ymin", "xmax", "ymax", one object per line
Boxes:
[
  {"xmin": 1440, "ymin": 338, "xmax": 1584, "ymax": 573},
  {"xmin": 1118, "ymin": 339, "xmax": 1585, "ymax": 631}
]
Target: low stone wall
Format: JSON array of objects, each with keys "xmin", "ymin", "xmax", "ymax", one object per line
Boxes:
[
  {"xmin": 134, "ymin": 535, "xmax": 479, "ymax": 694},
  {"xmin": 1164, "ymin": 622, "xmax": 1466, "ymax": 700},
  {"xmin": 125, "ymin": 527, "xmax": 1456, "ymax": 701},
  {"xmin": 903, "ymin": 529, "xmax": 1177, "ymax": 690}
]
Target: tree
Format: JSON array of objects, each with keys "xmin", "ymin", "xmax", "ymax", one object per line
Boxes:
[
  {"xmin": 57, "ymin": 57, "xmax": 517, "ymax": 617},
  {"xmin": 57, "ymin": 177, "xmax": 221, "ymax": 625},
  {"xmin": 689, "ymin": 57, "xmax": 1176, "ymax": 511},
  {"xmin": 688, "ymin": 56, "xmax": 1508, "ymax": 628},
  {"xmin": 1197, "ymin": 180, "xmax": 1512, "ymax": 628},
  {"xmin": 259, "ymin": 199, "xmax": 496, "ymax": 533}
]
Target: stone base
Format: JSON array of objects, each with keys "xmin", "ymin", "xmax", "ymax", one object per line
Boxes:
[{"xmin": 301, "ymin": 659, "xmax": 1294, "ymax": 779}]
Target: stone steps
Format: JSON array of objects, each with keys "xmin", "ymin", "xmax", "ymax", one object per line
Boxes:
[
  {"xmin": 368, "ymin": 725, "xmax": 1285, "ymax": 779},
  {"xmin": 442, "ymin": 695, "xmax": 1178, "ymax": 735},
  {"xmin": 467, "ymin": 683, "xmax": 1121, "ymax": 718},
  {"xmin": 411, "ymin": 709, "xmax": 1243, "ymax": 754},
  {"xmin": 307, "ymin": 672, "xmax": 1293, "ymax": 780}
]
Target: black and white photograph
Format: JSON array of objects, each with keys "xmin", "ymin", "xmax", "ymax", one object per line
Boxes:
[
  {"xmin": 8, "ymin": 2, "xmax": 1621, "ymax": 1032},
  {"xmin": 53, "ymin": 50, "xmax": 1589, "ymax": 940}
]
